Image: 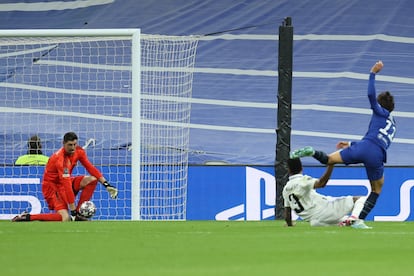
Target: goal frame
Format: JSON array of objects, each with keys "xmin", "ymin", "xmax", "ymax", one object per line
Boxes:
[{"xmin": 0, "ymin": 29, "xmax": 142, "ymax": 220}]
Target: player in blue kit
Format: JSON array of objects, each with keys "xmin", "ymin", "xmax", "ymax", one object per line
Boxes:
[{"xmin": 290, "ymin": 61, "xmax": 396, "ymax": 229}]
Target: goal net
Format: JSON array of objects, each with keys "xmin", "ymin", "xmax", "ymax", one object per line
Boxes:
[{"xmin": 0, "ymin": 29, "xmax": 199, "ymax": 220}]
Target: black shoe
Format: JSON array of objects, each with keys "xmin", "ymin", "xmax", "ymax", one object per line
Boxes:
[
  {"xmin": 11, "ymin": 212, "xmax": 30, "ymax": 222},
  {"xmin": 75, "ymin": 215, "xmax": 89, "ymax": 221}
]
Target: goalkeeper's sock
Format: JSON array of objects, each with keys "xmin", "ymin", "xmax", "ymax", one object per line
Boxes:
[
  {"xmin": 358, "ymin": 192, "xmax": 379, "ymax": 219},
  {"xmin": 77, "ymin": 179, "xmax": 98, "ymax": 210},
  {"xmin": 313, "ymin": 150, "xmax": 329, "ymax": 164},
  {"xmin": 30, "ymin": 213, "xmax": 62, "ymax": 221}
]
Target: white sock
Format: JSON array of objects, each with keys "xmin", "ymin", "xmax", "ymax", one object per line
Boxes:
[{"xmin": 351, "ymin": 196, "xmax": 367, "ymax": 218}]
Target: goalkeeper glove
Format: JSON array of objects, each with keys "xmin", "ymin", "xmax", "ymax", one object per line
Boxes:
[{"xmin": 103, "ymin": 181, "xmax": 118, "ymax": 199}]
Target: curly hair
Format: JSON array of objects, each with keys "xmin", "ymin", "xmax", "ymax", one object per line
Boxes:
[
  {"xmin": 377, "ymin": 91, "xmax": 394, "ymax": 112},
  {"xmin": 287, "ymin": 158, "xmax": 303, "ymax": 175}
]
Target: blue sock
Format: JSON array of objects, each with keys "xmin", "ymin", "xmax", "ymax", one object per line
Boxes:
[
  {"xmin": 313, "ymin": 150, "xmax": 328, "ymax": 164},
  {"xmin": 359, "ymin": 192, "xmax": 379, "ymax": 219}
]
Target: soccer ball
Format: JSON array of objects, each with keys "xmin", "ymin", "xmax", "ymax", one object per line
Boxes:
[{"xmin": 78, "ymin": 201, "xmax": 97, "ymax": 218}]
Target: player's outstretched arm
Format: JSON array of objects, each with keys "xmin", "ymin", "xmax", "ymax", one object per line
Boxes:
[
  {"xmin": 314, "ymin": 164, "xmax": 334, "ymax": 189},
  {"xmin": 284, "ymin": 207, "xmax": 294, "ymax": 227},
  {"xmin": 370, "ymin": 60, "xmax": 383, "ymax": 74}
]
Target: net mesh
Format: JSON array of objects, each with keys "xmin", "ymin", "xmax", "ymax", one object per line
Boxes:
[{"xmin": 0, "ymin": 32, "xmax": 199, "ymax": 220}]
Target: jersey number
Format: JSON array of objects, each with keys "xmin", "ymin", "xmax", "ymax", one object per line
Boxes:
[
  {"xmin": 379, "ymin": 118, "xmax": 396, "ymax": 142},
  {"xmin": 288, "ymin": 194, "xmax": 305, "ymax": 213}
]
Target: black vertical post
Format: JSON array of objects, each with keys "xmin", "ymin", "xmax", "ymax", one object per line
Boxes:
[{"xmin": 275, "ymin": 17, "xmax": 293, "ymax": 219}]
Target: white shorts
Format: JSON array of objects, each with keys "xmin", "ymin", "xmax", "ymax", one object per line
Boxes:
[{"xmin": 309, "ymin": 196, "xmax": 354, "ymax": 226}]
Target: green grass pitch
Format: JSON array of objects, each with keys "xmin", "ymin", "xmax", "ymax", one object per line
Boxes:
[{"xmin": 1, "ymin": 220, "xmax": 413, "ymax": 276}]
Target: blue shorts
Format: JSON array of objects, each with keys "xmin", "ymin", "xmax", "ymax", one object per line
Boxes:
[{"xmin": 339, "ymin": 139, "xmax": 386, "ymax": 181}]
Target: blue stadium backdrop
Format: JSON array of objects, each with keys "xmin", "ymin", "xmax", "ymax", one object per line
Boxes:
[{"xmin": 2, "ymin": 165, "xmax": 414, "ymax": 221}]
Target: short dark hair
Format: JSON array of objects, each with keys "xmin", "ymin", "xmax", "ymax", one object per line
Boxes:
[
  {"xmin": 27, "ymin": 135, "xmax": 42, "ymax": 154},
  {"xmin": 377, "ymin": 91, "xmax": 394, "ymax": 112},
  {"xmin": 63, "ymin": 132, "xmax": 78, "ymax": 143},
  {"xmin": 287, "ymin": 158, "xmax": 302, "ymax": 175}
]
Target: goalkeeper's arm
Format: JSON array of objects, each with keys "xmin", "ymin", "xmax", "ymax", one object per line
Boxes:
[{"xmin": 100, "ymin": 178, "xmax": 118, "ymax": 199}]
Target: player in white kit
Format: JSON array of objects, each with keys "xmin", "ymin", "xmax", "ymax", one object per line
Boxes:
[{"xmin": 283, "ymin": 158, "xmax": 369, "ymax": 228}]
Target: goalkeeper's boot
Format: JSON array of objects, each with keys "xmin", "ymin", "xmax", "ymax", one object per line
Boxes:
[
  {"xmin": 351, "ymin": 219, "xmax": 372, "ymax": 229},
  {"xmin": 70, "ymin": 210, "xmax": 89, "ymax": 221},
  {"xmin": 290, "ymin": 146, "xmax": 315, "ymax": 159},
  {"xmin": 74, "ymin": 215, "xmax": 90, "ymax": 221},
  {"xmin": 11, "ymin": 211, "xmax": 31, "ymax": 222}
]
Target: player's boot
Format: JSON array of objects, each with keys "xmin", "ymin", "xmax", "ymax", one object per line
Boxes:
[
  {"xmin": 11, "ymin": 211, "xmax": 31, "ymax": 222},
  {"xmin": 74, "ymin": 215, "xmax": 90, "ymax": 221},
  {"xmin": 290, "ymin": 146, "xmax": 315, "ymax": 159},
  {"xmin": 338, "ymin": 215, "xmax": 357, "ymax": 227},
  {"xmin": 351, "ymin": 219, "xmax": 372, "ymax": 229}
]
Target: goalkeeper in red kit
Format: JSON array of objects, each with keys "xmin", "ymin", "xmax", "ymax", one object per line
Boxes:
[{"xmin": 12, "ymin": 132, "xmax": 118, "ymax": 222}]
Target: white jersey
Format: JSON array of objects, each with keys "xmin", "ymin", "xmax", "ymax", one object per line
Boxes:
[{"xmin": 283, "ymin": 173, "xmax": 354, "ymax": 226}]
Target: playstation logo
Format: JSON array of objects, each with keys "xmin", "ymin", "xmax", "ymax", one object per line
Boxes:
[
  {"xmin": 214, "ymin": 168, "xmax": 375, "ymax": 221},
  {"xmin": 215, "ymin": 167, "xmax": 276, "ymax": 221}
]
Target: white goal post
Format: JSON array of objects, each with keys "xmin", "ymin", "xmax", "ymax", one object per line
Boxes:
[{"xmin": 0, "ymin": 29, "xmax": 199, "ymax": 220}]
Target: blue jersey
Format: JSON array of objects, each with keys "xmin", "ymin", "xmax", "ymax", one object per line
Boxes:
[
  {"xmin": 362, "ymin": 73, "xmax": 396, "ymax": 150},
  {"xmin": 340, "ymin": 72, "xmax": 396, "ymax": 180}
]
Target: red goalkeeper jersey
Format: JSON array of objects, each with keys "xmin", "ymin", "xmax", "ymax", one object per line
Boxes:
[{"xmin": 42, "ymin": 145, "xmax": 103, "ymax": 206}]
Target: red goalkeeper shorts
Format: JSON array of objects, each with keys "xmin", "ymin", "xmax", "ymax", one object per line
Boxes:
[{"xmin": 43, "ymin": 176, "xmax": 85, "ymax": 211}]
